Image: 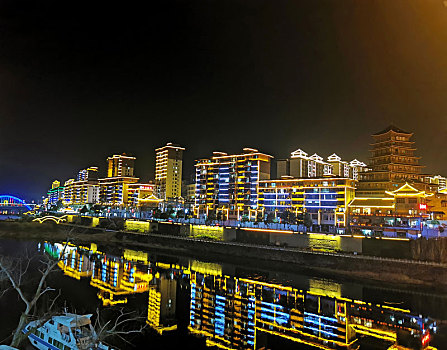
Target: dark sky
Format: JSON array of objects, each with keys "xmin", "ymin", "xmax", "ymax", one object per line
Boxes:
[{"xmin": 1, "ymin": 0, "xmax": 446, "ymax": 202}]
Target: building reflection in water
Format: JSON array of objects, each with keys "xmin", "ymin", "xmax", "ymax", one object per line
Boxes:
[{"xmin": 44, "ymin": 242, "xmax": 437, "ymax": 350}]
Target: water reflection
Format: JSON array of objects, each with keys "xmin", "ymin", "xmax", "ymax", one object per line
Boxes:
[{"xmin": 43, "ymin": 242, "xmax": 440, "ymax": 350}]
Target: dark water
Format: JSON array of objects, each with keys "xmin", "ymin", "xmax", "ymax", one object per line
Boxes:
[{"xmin": 1, "ymin": 238, "xmax": 446, "ymax": 350}]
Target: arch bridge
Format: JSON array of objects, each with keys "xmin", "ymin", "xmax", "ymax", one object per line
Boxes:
[
  {"xmin": 0, "ymin": 195, "xmax": 32, "ymax": 214},
  {"xmin": 33, "ymin": 215, "xmax": 68, "ymax": 224}
]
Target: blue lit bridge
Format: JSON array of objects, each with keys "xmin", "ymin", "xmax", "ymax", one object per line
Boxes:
[{"xmin": 0, "ymin": 195, "xmax": 33, "ymax": 215}]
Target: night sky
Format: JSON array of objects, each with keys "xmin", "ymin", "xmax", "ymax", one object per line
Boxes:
[{"xmin": 1, "ymin": 0, "xmax": 446, "ymax": 201}]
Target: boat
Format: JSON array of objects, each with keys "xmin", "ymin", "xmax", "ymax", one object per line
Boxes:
[{"xmin": 23, "ymin": 313, "xmax": 110, "ymax": 350}]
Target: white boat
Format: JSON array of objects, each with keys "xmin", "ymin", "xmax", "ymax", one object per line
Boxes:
[{"xmin": 23, "ymin": 313, "xmax": 110, "ymax": 350}]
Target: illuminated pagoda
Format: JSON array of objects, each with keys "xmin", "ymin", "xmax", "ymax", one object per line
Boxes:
[{"xmin": 357, "ymin": 125, "xmax": 429, "ymax": 196}]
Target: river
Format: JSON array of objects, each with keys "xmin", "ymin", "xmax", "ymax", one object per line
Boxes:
[{"xmin": 0, "ymin": 238, "xmax": 446, "ymax": 350}]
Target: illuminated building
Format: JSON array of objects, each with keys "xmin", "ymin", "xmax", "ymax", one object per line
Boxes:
[
  {"xmin": 426, "ymin": 188, "xmax": 447, "ymax": 220},
  {"xmin": 107, "ymin": 153, "xmax": 135, "ymax": 177},
  {"xmin": 51, "ymin": 180, "xmax": 60, "ymax": 189},
  {"xmin": 126, "ymin": 182, "xmax": 161, "ymax": 208},
  {"xmin": 99, "ymin": 177, "xmax": 139, "ymax": 207},
  {"xmin": 147, "ymin": 277, "xmax": 177, "ymax": 334},
  {"xmin": 47, "ymin": 180, "xmax": 65, "ymax": 207},
  {"xmin": 99, "ymin": 154, "xmax": 139, "ymax": 207},
  {"xmin": 357, "ymin": 125, "xmax": 429, "ymax": 196},
  {"xmin": 277, "ymin": 150, "xmax": 367, "ymax": 180},
  {"xmin": 258, "ymin": 178, "xmax": 356, "ymax": 228},
  {"xmin": 63, "ymin": 167, "xmax": 99, "ymax": 206},
  {"xmin": 189, "ymin": 269, "xmax": 435, "ymax": 350},
  {"xmin": 181, "ymin": 182, "xmax": 196, "ymax": 213},
  {"xmin": 155, "ymin": 143, "xmax": 185, "ymax": 201},
  {"xmin": 90, "ymin": 255, "xmax": 149, "ymax": 306},
  {"xmin": 349, "ymin": 182, "xmax": 433, "ymax": 237},
  {"xmin": 425, "ymin": 175, "xmax": 447, "ymax": 191},
  {"xmin": 43, "ymin": 242, "xmax": 437, "ymax": 350},
  {"xmin": 53, "ymin": 243, "xmax": 93, "ymax": 280},
  {"xmin": 194, "ymin": 148, "xmax": 273, "ymax": 220}
]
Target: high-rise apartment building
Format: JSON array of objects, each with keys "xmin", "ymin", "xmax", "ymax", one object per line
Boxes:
[
  {"xmin": 155, "ymin": 143, "xmax": 185, "ymax": 201},
  {"xmin": 100, "ymin": 154, "xmax": 139, "ymax": 207},
  {"xmin": 194, "ymin": 148, "xmax": 273, "ymax": 219},
  {"xmin": 107, "ymin": 154, "xmax": 135, "ymax": 177}
]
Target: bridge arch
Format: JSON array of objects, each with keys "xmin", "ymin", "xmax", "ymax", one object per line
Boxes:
[
  {"xmin": 0, "ymin": 195, "xmax": 32, "ymax": 210},
  {"xmin": 33, "ymin": 215, "xmax": 68, "ymax": 224}
]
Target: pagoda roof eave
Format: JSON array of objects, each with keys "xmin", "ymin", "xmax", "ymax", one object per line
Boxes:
[
  {"xmin": 369, "ymin": 146, "xmax": 417, "ymax": 150},
  {"xmin": 367, "ymin": 163, "xmax": 424, "ymax": 167},
  {"xmin": 363, "ymin": 170, "xmax": 422, "ymax": 174},
  {"xmin": 368, "ymin": 155, "xmax": 421, "ymax": 159},
  {"xmin": 384, "ymin": 182, "xmax": 434, "ymax": 198},
  {"xmin": 372, "ymin": 125, "xmax": 412, "ymax": 136}
]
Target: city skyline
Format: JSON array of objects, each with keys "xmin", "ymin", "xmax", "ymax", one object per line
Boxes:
[
  {"xmin": 5, "ymin": 123, "xmax": 445, "ymax": 202},
  {"xmin": 0, "ymin": 124, "xmax": 443, "ymax": 202},
  {"xmin": 1, "ymin": 0, "xmax": 447, "ymax": 201}
]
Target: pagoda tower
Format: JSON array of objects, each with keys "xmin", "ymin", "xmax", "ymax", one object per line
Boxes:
[{"xmin": 357, "ymin": 125, "xmax": 427, "ymax": 196}]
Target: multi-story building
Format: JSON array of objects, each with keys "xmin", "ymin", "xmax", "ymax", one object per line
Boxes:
[
  {"xmin": 425, "ymin": 175, "xmax": 447, "ymax": 191},
  {"xmin": 194, "ymin": 148, "xmax": 273, "ymax": 220},
  {"xmin": 47, "ymin": 180, "xmax": 65, "ymax": 207},
  {"xmin": 147, "ymin": 276, "xmax": 177, "ymax": 334},
  {"xmin": 357, "ymin": 125, "xmax": 429, "ymax": 196},
  {"xmin": 277, "ymin": 150, "xmax": 367, "ymax": 180},
  {"xmin": 63, "ymin": 167, "xmax": 100, "ymax": 207},
  {"xmin": 99, "ymin": 176, "xmax": 139, "ymax": 207},
  {"xmin": 107, "ymin": 154, "xmax": 135, "ymax": 177},
  {"xmin": 189, "ymin": 268, "xmax": 435, "ymax": 350},
  {"xmin": 126, "ymin": 182, "xmax": 161, "ymax": 209},
  {"xmin": 155, "ymin": 143, "xmax": 185, "ymax": 201},
  {"xmin": 258, "ymin": 177, "xmax": 356, "ymax": 228},
  {"xmin": 427, "ymin": 188, "xmax": 447, "ymax": 220},
  {"xmin": 181, "ymin": 182, "xmax": 196, "ymax": 213},
  {"xmin": 349, "ymin": 182, "xmax": 432, "ymax": 237},
  {"xmin": 99, "ymin": 154, "xmax": 139, "ymax": 207}
]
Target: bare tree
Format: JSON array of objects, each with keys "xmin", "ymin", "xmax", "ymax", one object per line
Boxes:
[
  {"xmin": 0, "ymin": 234, "xmax": 72, "ymax": 347},
  {"xmin": 94, "ymin": 308, "xmax": 147, "ymax": 346},
  {"xmin": 0, "ymin": 225, "xmax": 146, "ymax": 348}
]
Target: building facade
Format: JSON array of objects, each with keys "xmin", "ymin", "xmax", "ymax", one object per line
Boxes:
[
  {"xmin": 277, "ymin": 150, "xmax": 367, "ymax": 180},
  {"xmin": 194, "ymin": 148, "xmax": 273, "ymax": 219},
  {"xmin": 425, "ymin": 175, "xmax": 447, "ymax": 191},
  {"xmin": 99, "ymin": 154, "xmax": 139, "ymax": 207},
  {"xmin": 63, "ymin": 167, "xmax": 100, "ymax": 206},
  {"xmin": 126, "ymin": 182, "xmax": 161, "ymax": 209},
  {"xmin": 47, "ymin": 180, "xmax": 65, "ymax": 207},
  {"xmin": 155, "ymin": 143, "xmax": 185, "ymax": 201},
  {"xmin": 349, "ymin": 183, "xmax": 432, "ymax": 237},
  {"xmin": 258, "ymin": 177, "xmax": 356, "ymax": 228},
  {"xmin": 107, "ymin": 154, "xmax": 135, "ymax": 177}
]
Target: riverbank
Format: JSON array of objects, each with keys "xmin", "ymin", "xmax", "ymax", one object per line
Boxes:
[{"xmin": 1, "ymin": 221, "xmax": 447, "ymax": 290}]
